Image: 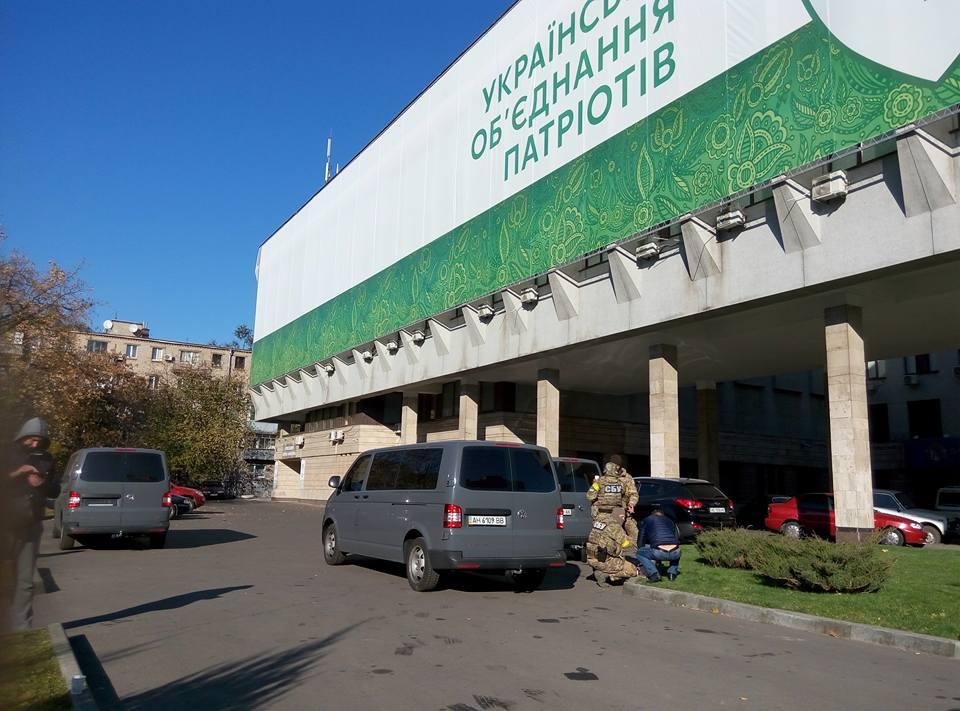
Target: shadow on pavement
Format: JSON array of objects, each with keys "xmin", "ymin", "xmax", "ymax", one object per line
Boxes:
[
  {"xmin": 63, "ymin": 585, "xmax": 253, "ymax": 630},
  {"xmin": 79, "ymin": 529, "xmax": 256, "ymax": 550},
  {"xmin": 348, "ymin": 557, "xmax": 580, "ymax": 592},
  {"xmin": 120, "ymin": 621, "xmax": 369, "ymax": 710},
  {"xmin": 38, "ymin": 549, "xmax": 85, "ymax": 559},
  {"xmin": 71, "ymin": 634, "xmax": 122, "ymax": 709}
]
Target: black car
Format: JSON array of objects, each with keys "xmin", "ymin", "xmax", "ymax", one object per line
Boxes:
[
  {"xmin": 631, "ymin": 477, "xmax": 737, "ymax": 541},
  {"xmin": 169, "ymin": 494, "xmax": 193, "ymax": 520}
]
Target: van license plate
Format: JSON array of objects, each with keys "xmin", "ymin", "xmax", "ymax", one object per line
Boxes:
[
  {"xmin": 468, "ymin": 515, "xmax": 506, "ymax": 526},
  {"xmin": 709, "ymin": 507, "xmax": 726, "ymax": 513},
  {"xmin": 562, "ymin": 507, "xmax": 573, "ymax": 516}
]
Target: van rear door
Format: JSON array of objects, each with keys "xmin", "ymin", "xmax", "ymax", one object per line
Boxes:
[
  {"xmin": 117, "ymin": 451, "xmax": 169, "ymax": 530},
  {"xmin": 74, "ymin": 451, "xmax": 124, "ymax": 530},
  {"xmin": 507, "ymin": 447, "xmax": 562, "ymax": 558},
  {"xmin": 554, "ymin": 458, "xmax": 596, "ymax": 545}
]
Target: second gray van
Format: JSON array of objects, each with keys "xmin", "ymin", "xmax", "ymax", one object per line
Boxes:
[
  {"xmin": 53, "ymin": 448, "xmax": 171, "ymax": 550},
  {"xmin": 323, "ymin": 440, "xmax": 566, "ymax": 591},
  {"xmin": 552, "ymin": 457, "xmax": 601, "ymax": 556}
]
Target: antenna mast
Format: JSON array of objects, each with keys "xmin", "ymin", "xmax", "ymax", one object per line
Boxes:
[{"xmin": 324, "ymin": 135, "xmax": 333, "ymax": 183}]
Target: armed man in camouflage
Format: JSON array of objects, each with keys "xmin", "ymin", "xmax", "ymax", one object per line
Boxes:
[{"xmin": 585, "ymin": 454, "xmax": 640, "ymax": 586}]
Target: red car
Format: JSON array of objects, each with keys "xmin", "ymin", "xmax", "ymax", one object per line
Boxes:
[
  {"xmin": 765, "ymin": 493, "xmax": 925, "ymax": 546},
  {"xmin": 170, "ymin": 484, "xmax": 205, "ymax": 509}
]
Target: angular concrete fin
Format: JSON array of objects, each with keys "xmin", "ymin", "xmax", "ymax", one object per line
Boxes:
[
  {"xmin": 461, "ymin": 306, "xmax": 487, "ymax": 346},
  {"xmin": 896, "ymin": 129, "xmax": 957, "ymax": 217},
  {"xmin": 373, "ymin": 340, "xmax": 393, "ymax": 373},
  {"xmin": 680, "ymin": 215, "xmax": 722, "ymax": 280},
  {"xmin": 250, "ymin": 389, "xmax": 268, "ymax": 420},
  {"xmin": 772, "ymin": 178, "xmax": 821, "ymax": 253},
  {"xmin": 330, "ymin": 356, "xmax": 350, "ymax": 386},
  {"xmin": 606, "ymin": 246, "xmax": 642, "ymax": 303},
  {"xmin": 428, "ymin": 319, "xmax": 452, "ymax": 356},
  {"xmin": 299, "ymin": 367, "xmax": 322, "ymax": 399},
  {"xmin": 547, "ymin": 269, "xmax": 580, "ymax": 320},
  {"xmin": 351, "ymin": 348, "xmax": 373, "ymax": 379},
  {"xmin": 501, "ymin": 289, "xmax": 529, "ymax": 333},
  {"xmin": 399, "ymin": 329, "xmax": 421, "ymax": 365}
]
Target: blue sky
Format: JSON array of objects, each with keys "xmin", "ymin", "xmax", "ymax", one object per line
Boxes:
[{"xmin": 0, "ymin": 0, "xmax": 514, "ymax": 344}]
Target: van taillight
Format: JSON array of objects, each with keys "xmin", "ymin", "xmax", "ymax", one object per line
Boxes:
[
  {"xmin": 162, "ymin": 491, "xmax": 172, "ymax": 508},
  {"xmin": 444, "ymin": 504, "xmax": 462, "ymax": 528},
  {"xmin": 67, "ymin": 491, "xmax": 81, "ymax": 509},
  {"xmin": 556, "ymin": 507, "xmax": 565, "ymax": 529},
  {"xmin": 674, "ymin": 498, "xmax": 703, "ymax": 510}
]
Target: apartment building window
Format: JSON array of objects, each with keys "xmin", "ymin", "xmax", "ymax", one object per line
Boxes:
[
  {"xmin": 125, "ymin": 344, "xmax": 138, "ymax": 359},
  {"xmin": 869, "ymin": 403, "xmax": 890, "ymax": 442},
  {"xmin": 865, "ymin": 360, "xmax": 886, "ymax": 380},
  {"xmin": 904, "ymin": 354, "xmax": 935, "ymax": 375},
  {"xmin": 151, "ymin": 347, "xmax": 164, "ymax": 361},
  {"xmin": 234, "ymin": 355, "xmax": 246, "ymax": 370},
  {"xmin": 148, "ymin": 375, "xmax": 160, "ymax": 390},
  {"xmin": 86, "ymin": 340, "xmax": 107, "ymax": 353},
  {"xmin": 211, "ymin": 353, "xmax": 223, "ymax": 368},
  {"xmin": 907, "ymin": 399, "xmax": 942, "ymax": 439},
  {"xmin": 180, "ymin": 350, "xmax": 198, "ymax": 364}
]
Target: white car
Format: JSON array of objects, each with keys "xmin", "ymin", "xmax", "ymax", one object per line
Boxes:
[{"xmin": 873, "ymin": 490, "xmax": 949, "ymax": 545}]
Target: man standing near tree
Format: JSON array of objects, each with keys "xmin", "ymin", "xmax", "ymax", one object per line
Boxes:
[{"xmin": 2, "ymin": 418, "xmax": 59, "ymax": 631}]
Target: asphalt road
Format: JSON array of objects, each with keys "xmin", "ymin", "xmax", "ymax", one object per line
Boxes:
[{"xmin": 34, "ymin": 500, "xmax": 960, "ymax": 711}]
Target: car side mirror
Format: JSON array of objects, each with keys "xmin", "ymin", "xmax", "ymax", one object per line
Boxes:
[{"xmin": 328, "ymin": 476, "xmax": 341, "ymax": 489}]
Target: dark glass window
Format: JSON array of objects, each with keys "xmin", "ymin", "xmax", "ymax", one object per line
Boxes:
[
  {"xmin": 395, "ymin": 449, "xmax": 443, "ymax": 490},
  {"xmin": 510, "ymin": 449, "xmax": 555, "ymax": 492},
  {"xmin": 80, "ymin": 452, "xmax": 165, "ymax": 483},
  {"xmin": 637, "ymin": 481, "xmax": 661, "ymax": 497},
  {"xmin": 682, "ymin": 483, "xmax": 727, "ymax": 500},
  {"xmin": 460, "ymin": 447, "xmax": 510, "ymax": 491},
  {"xmin": 555, "ymin": 461, "xmax": 597, "ymax": 493},
  {"xmin": 340, "ymin": 455, "xmax": 371, "ymax": 492},
  {"xmin": 797, "ymin": 494, "xmax": 830, "ymax": 512},
  {"xmin": 869, "ymin": 403, "xmax": 890, "ymax": 442},
  {"xmin": 907, "ymin": 399, "xmax": 942, "ymax": 438},
  {"xmin": 366, "ymin": 453, "xmax": 400, "ymax": 490},
  {"xmin": 873, "ymin": 493, "xmax": 899, "ymax": 509}
]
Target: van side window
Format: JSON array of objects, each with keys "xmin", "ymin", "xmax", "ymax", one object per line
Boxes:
[
  {"xmin": 571, "ymin": 462, "xmax": 596, "ymax": 492},
  {"xmin": 367, "ymin": 452, "xmax": 401, "ymax": 490},
  {"xmin": 395, "ymin": 449, "xmax": 442, "ymax": 490},
  {"xmin": 460, "ymin": 447, "xmax": 510, "ymax": 491},
  {"xmin": 341, "ymin": 455, "xmax": 371, "ymax": 492},
  {"xmin": 510, "ymin": 449, "xmax": 555, "ymax": 492}
]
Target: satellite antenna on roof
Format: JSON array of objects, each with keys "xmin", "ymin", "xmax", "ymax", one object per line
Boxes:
[
  {"xmin": 129, "ymin": 323, "xmax": 139, "ymax": 334},
  {"xmin": 103, "ymin": 319, "xmax": 113, "ymax": 332}
]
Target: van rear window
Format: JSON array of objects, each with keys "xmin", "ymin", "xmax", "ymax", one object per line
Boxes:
[
  {"xmin": 80, "ymin": 452, "xmax": 165, "ymax": 483},
  {"xmin": 460, "ymin": 446, "xmax": 556, "ymax": 493}
]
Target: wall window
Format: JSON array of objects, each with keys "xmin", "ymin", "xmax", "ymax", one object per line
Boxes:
[
  {"xmin": 148, "ymin": 375, "xmax": 160, "ymax": 390},
  {"xmin": 180, "ymin": 350, "xmax": 198, "ymax": 364},
  {"xmin": 869, "ymin": 403, "xmax": 890, "ymax": 442},
  {"xmin": 125, "ymin": 344, "xmax": 138, "ymax": 359},
  {"xmin": 86, "ymin": 340, "xmax": 107, "ymax": 353},
  {"xmin": 211, "ymin": 353, "xmax": 223, "ymax": 368},
  {"xmin": 234, "ymin": 355, "xmax": 246, "ymax": 370},
  {"xmin": 904, "ymin": 354, "xmax": 935, "ymax": 375},
  {"xmin": 866, "ymin": 360, "xmax": 886, "ymax": 380},
  {"xmin": 151, "ymin": 347, "xmax": 164, "ymax": 361},
  {"xmin": 907, "ymin": 399, "xmax": 942, "ymax": 439}
]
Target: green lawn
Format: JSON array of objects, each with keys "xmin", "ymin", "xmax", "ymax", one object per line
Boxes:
[
  {"xmin": 640, "ymin": 544, "xmax": 960, "ymax": 640},
  {"xmin": 0, "ymin": 629, "xmax": 70, "ymax": 711}
]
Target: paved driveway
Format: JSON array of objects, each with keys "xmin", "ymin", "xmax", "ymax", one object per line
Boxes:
[{"xmin": 34, "ymin": 500, "xmax": 960, "ymax": 710}]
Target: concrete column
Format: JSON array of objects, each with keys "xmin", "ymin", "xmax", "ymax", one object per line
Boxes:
[
  {"xmin": 696, "ymin": 381, "xmax": 720, "ymax": 485},
  {"xmin": 400, "ymin": 394, "xmax": 418, "ymax": 444},
  {"xmin": 536, "ymin": 368, "xmax": 560, "ymax": 456},
  {"xmin": 458, "ymin": 381, "xmax": 479, "ymax": 440},
  {"xmin": 649, "ymin": 344, "xmax": 679, "ymax": 478},
  {"xmin": 824, "ymin": 305, "xmax": 874, "ymax": 541}
]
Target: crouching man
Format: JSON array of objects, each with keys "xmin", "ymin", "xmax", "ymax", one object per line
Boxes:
[{"xmin": 635, "ymin": 506, "xmax": 681, "ymax": 582}]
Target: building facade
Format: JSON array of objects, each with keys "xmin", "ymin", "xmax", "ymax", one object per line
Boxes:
[{"xmin": 251, "ymin": 1, "xmax": 960, "ymax": 538}]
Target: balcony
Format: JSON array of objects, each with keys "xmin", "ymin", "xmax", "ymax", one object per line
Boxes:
[{"xmin": 243, "ymin": 447, "xmax": 276, "ymax": 462}]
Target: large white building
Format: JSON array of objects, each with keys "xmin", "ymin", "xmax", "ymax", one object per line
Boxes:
[{"xmin": 251, "ymin": 0, "xmax": 960, "ymax": 539}]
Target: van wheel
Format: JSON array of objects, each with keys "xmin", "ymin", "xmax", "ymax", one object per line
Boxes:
[
  {"xmin": 59, "ymin": 525, "xmax": 75, "ymax": 550},
  {"xmin": 149, "ymin": 533, "xmax": 167, "ymax": 549},
  {"xmin": 921, "ymin": 524, "xmax": 941, "ymax": 545},
  {"xmin": 323, "ymin": 524, "xmax": 346, "ymax": 565},
  {"xmin": 404, "ymin": 537, "xmax": 440, "ymax": 592},
  {"xmin": 509, "ymin": 568, "xmax": 547, "ymax": 592}
]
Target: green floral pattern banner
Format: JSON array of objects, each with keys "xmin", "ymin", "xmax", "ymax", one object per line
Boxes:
[{"xmin": 253, "ymin": 21, "xmax": 960, "ymax": 385}]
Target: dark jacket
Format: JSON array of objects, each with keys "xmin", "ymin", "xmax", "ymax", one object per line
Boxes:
[
  {"xmin": 2, "ymin": 420, "xmax": 59, "ymax": 531},
  {"xmin": 638, "ymin": 513, "xmax": 680, "ymax": 548}
]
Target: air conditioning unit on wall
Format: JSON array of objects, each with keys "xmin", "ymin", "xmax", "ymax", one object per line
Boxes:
[
  {"xmin": 294, "ymin": 435, "xmax": 305, "ymax": 446},
  {"xmin": 903, "ymin": 374, "xmax": 920, "ymax": 386},
  {"xmin": 328, "ymin": 430, "xmax": 344, "ymax": 443},
  {"xmin": 811, "ymin": 170, "xmax": 848, "ymax": 202}
]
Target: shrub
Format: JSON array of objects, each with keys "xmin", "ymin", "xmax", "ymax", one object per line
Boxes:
[
  {"xmin": 747, "ymin": 535, "xmax": 894, "ymax": 593},
  {"xmin": 695, "ymin": 529, "xmax": 767, "ymax": 569}
]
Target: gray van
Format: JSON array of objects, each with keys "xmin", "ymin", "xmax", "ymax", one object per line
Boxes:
[
  {"xmin": 53, "ymin": 448, "xmax": 171, "ymax": 550},
  {"xmin": 323, "ymin": 440, "xmax": 566, "ymax": 591},
  {"xmin": 552, "ymin": 457, "xmax": 600, "ymax": 555}
]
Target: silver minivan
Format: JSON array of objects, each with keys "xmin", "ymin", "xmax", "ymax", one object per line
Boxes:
[
  {"xmin": 53, "ymin": 448, "xmax": 172, "ymax": 550},
  {"xmin": 323, "ymin": 440, "xmax": 566, "ymax": 591},
  {"xmin": 552, "ymin": 457, "xmax": 600, "ymax": 556}
]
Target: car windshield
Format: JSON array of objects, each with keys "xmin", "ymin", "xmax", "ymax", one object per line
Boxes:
[{"xmin": 893, "ymin": 492, "xmax": 917, "ymax": 509}]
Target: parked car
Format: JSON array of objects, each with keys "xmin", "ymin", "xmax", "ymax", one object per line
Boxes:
[
  {"xmin": 323, "ymin": 440, "xmax": 566, "ymax": 592},
  {"xmin": 169, "ymin": 494, "xmax": 193, "ymax": 520},
  {"xmin": 872, "ymin": 489, "xmax": 948, "ymax": 544},
  {"xmin": 764, "ymin": 493, "xmax": 926, "ymax": 546},
  {"xmin": 552, "ymin": 457, "xmax": 600, "ymax": 557},
  {"xmin": 52, "ymin": 448, "xmax": 171, "ymax": 549},
  {"xmin": 170, "ymin": 484, "xmax": 205, "ymax": 509},
  {"xmin": 198, "ymin": 480, "xmax": 232, "ymax": 499},
  {"xmin": 630, "ymin": 477, "xmax": 737, "ymax": 541}
]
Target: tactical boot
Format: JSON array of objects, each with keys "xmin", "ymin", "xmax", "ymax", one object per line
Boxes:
[{"xmin": 595, "ymin": 572, "xmax": 610, "ymax": 587}]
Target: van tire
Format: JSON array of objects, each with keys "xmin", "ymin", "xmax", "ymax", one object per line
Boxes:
[
  {"xmin": 149, "ymin": 533, "xmax": 167, "ymax": 549},
  {"xmin": 404, "ymin": 537, "xmax": 440, "ymax": 592},
  {"xmin": 59, "ymin": 525, "xmax": 75, "ymax": 550},
  {"xmin": 323, "ymin": 523, "xmax": 346, "ymax": 565},
  {"xmin": 508, "ymin": 568, "xmax": 547, "ymax": 592}
]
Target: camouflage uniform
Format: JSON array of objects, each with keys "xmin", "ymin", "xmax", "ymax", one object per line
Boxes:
[{"xmin": 585, "ymin": 458, "xmax": 640, "ymax": 584}]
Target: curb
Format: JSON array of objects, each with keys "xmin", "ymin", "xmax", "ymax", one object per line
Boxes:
[
  {"xmin": 271, "ymin": 497, "xmax": 328, "ymax": 509},
  {"xmin": 623, "ymin": 580, "xmax": 960, "ymax": 659},
  {"xmin": 47, "ymin": 623, "xmax": 100, "ymax": 711}
]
